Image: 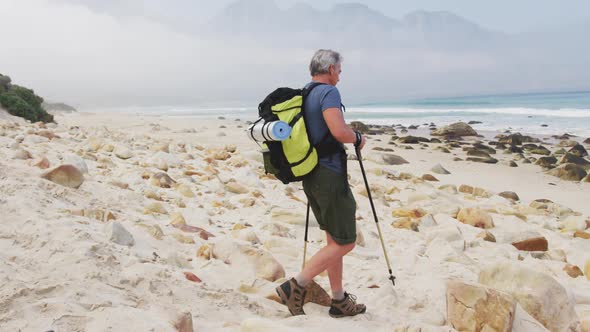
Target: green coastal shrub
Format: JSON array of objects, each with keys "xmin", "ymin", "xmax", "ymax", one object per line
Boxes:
[
  {"xmin": 0, "ymin": 76, "xmax": 54, "ymax": 123},
  {"xmin": 12, "ymin": 85, "xmax": 44, "ymax": 106}
]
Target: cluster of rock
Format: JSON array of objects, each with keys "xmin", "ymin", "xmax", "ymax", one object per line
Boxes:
[
  {"xmin": 2, "ymin": 115, "xmax": 589, "ymax": 331},
  {"xmin": 494, "ymin": 132, "xmax": 590, "ymax": 182},
  {"xmin": 447, "ymin": 262, "xmax": 580, "ymax": 331},
  {"xmin": 388, "ymin": 183, "xmax": 589, "ymax": 331},
  {"xmin": 2, "ymin": 116, "xmax": 342, "ymax": 330},
  {"xmin": 353, "ymin": 119, "xmax": 590, "ymax": 181}
]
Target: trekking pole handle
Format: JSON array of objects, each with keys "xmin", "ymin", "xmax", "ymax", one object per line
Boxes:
[{"xmin": 354, "ymin": 131, "xmax": 362, "ymax": 148}]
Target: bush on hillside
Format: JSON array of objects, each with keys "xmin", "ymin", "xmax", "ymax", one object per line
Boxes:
[
  {"xmin": 12, "ymin": 85, "xmax": 44, "ymax": 106},
  {"xmin": 0, "ymin": 91, "xmax": 54, "ymax": 123},
  {"xmin": 0, "ymin": 75, "xmax": 54, "ymax": 123}
]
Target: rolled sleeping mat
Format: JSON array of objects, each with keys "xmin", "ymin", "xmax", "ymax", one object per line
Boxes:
[{"xmin": 248, "ymin": 120, "xmax": 292, "ymax": 142}]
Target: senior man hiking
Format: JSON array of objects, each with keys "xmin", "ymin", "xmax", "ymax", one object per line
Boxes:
[{"xmin": 275, "ymin": 49, "xmax": 367, "ymax": 318}]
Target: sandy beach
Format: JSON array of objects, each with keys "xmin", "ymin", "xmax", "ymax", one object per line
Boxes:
[{"xmin": 1, "ymin": 110, "xmax": 590, "ymax": 331}]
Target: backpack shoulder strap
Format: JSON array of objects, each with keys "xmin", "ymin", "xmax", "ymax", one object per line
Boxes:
[
  {"xmin": 302, "ymin": 82, "xmax": 325, "ymax": 99},
  {"xmin": 300, "ymin": 82, "xmax": 344, "ymax": 156}
]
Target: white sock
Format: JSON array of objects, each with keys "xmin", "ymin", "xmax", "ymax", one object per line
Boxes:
[
  {"xmin": 332, "ymin": 289, "xmax": 345, "ymax": 300},
  {"xmin": 294, "ymin": 274, "xmax": 309, "ymax": 287}
]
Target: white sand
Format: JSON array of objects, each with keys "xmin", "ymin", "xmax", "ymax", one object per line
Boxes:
[{"xmin": 1, "ymin": 111, "xmax": 589, "ymax": 331}]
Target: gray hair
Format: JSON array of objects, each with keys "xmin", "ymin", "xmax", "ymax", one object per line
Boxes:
[{"xmin": 309, "ymin": 49, "xmax": 342, "ymax": 76}]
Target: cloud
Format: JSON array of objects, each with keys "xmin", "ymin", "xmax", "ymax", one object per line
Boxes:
[{"xmin": 0, "ymin": 0, "xmax": 588, "ymax": 108}]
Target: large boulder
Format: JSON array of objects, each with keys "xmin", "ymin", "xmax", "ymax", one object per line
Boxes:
[
  {"xmin": 548, "ymin": 163, "xmax": 588, "ymax": 181},
  {"xmin": 380, "ymin": 154, "xmax": 409, "ymax": 165},
  {"xmin": 64, "ymin": 154, "xmax": 89, "ymax": 174},
  {"xmin": 431, "ymin": 163, "xmax": 451, "ymax": 175},
  {"xmin": 512, "ymin": 305, "xmax": 551, "ymax": 332},
  {"xmin": 569, "ymin": 144, "xmax": 588, "ymax": 157},
  {"xmin": 560, "ymin": 153, "xmax": 590, "ymax": 170},
  {"xmin": 151, "ymin": 172, "xmax": 176, "ymax": 188},
  {"xmin": 41, "ymin": 164, "xmax": 84, "ymax": 188},
  {"xmin": 560, "ymin": 215, "xmax": 589, "ymax": 232},
  {"xmin": 397, "ymin": 135, "xmax": 429, "ymax": 144},
  {"xmin": 557, "ymin": 139, "xmax": 579, "ymax": 147},
  {"xmin": 499, "ymin": 191, "xmax": 520, "ymax": 202},
  {"xmin": 173, "ymin": 312, "xmax": 193, "ymax": 332},
  {"xmin": 105, "ymin": 222, "xmax": 135, "ymax": 247},
  {"xmin": 241, "ymin": 246, "xmax": 284, "ymax": 281},
  {"xmin": 13, "ymin": 149, "xmax": 32, "ymax": 160},
  {"xmin": 535, "ymin": 156, "xmax": 558, "ymax": 168},
  {"xmin": 574, "ymin": 231, "xmax": 590, "ymax": 239},
  {"xmin": 432, "ymin": 122, "xmax": 478, "ymax": 137},
  {"xmin": 511, "ymin": 236, "xmax": 548, "ymax": 252},
  {"xmin": 32, "ymin": 156, "xmax": 50, "ymax": 169},
  {"xmin": 349, "ymin": 121, "xmax": 369, "ymax": 134},
  {"xmin": 459, "ymin": 185, "xmax": 474, "ymax": 194},
  {"xmin": 466, "ymin": 157, "xmax": 499, "ymax": 164},
  {"xmin": 497, "ymin": 133, "xmax": 541, "ymax": 146},
  {"xmin": 563, "ymin": 264, "xmax": 584, "ymax": 278},
  {"xmin": 422, "ymin": 174, "xmax": 439, "ymax": 182},
  {"xmin": 457, "ymin": 208, "xmax": 494, "ymax": 229},
  {"xmin": 479, "ymin": 262, "xmax": 580, "ymax": 332},
  {"xmin": 87, "ymin": 137, "xmax": 103, "ymax": 151},
  {"xmin": 114, "ymin": 146, "xmax": 133, "ymax": 159},
  {"xmin": 211, "ymin": 237, "xmax": 284, "ymax": 282},
  {"xmin": 529, "ymin": 146, "xmax": 551, "ymax": 156},
  {"xmin": 466, "ymin": 149, "xmax": 492, "ymax": 158},
  {"xmin": 225, "ymin": 181, "xmax": 249, "ymax": 194},
  {"xmin": 506, "ymin": 145, "xmax": 524, "ymax": 154},
  {"xmin": 472, "ymin": 143, "xmax": 497, "ymax": 154},
  {"xmin": 498, "ymin": 133, "xmax": 524, "ymax": 146},
  {"xmin": 446, "ymin": 279, "xmax": 516, "ymax": 332}
]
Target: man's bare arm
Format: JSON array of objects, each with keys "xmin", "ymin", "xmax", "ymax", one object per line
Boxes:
[{"xmin": 323, "ymin": 107, "xmax": 366, "ymax": 149}]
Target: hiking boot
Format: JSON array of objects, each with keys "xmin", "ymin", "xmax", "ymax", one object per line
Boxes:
[
  {"xmin": 276, "ymin": 278, "xmax": 307, "ymax": 316},
  {"xmin": 328, "ymin": 292, "xmax": 366, "ymax": 318}
]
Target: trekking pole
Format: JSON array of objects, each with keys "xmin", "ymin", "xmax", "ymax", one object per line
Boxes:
[
  {"xmin": 355, "ymin": 147, "xmax": 396, "ymax": 287},
  {"xmin": 302, "ymin": 201, "xmax": 310, "ymax": 269}
]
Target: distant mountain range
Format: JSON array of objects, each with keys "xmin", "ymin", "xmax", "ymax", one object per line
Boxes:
[{"xmin": 207, "ymin": 0, "xmax": 506, "ymax": 50}]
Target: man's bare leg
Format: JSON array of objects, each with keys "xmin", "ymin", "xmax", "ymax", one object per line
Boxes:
[
  {"xmin": 296, "ymin": 232, "xmax": 354, "ymax": 286},
  {"xmin": 325, "ymin": 233, "xmax": 345, "ymax": 300},
  {"xmin": 278, "ymin": 231, "xmax": 360, "ymax": 316}
]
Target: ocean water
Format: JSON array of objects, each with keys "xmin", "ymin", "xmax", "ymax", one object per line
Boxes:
[
  {"xmin": 346, "ymin": 91, "xmax": 590, "ymax": 137},
  {"xmin": 95, "ymin": 91, "xmax": 590, "ymax": 137}
]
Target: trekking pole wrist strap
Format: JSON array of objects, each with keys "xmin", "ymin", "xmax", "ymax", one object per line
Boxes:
[{"xmin": 354, "ymin": 131, "xmax": 362, "ymax": 148}]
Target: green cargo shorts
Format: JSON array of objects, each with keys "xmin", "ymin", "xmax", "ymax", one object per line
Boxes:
[{"xmin": 303, "ymin": 165, "xmax": 357, "ymax": 245}]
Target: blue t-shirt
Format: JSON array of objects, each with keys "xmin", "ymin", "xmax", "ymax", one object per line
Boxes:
[{"xmin": 303, "ymin": 81, "xmax": 346, "ymax": 174}]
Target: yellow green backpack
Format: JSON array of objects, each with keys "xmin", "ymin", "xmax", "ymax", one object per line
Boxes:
[{"xmin": 255, "ymin": 82, "xmax": 342, "ymax": 184}]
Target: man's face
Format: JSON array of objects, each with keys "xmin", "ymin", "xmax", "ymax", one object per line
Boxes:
[{"xmin": 329, "ymin": 63, "xmax": 341, "ymax": 86}]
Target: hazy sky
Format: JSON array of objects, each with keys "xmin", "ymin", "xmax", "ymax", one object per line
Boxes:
[
  {"xmin": 1, "ymin": 0, "xmax": 589, "ymax": 108},
  {"xmin": 58, "ymin": 0, "xmax": 590, "ymax": 33},
  {"xmin": 193, "ymin": 0, "xmax": 590, "ymax": 33}
]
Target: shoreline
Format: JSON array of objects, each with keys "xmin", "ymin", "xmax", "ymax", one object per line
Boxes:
[{"xmin": 67, "ymin": 110, "xmax": 589, "ymax": 145}]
